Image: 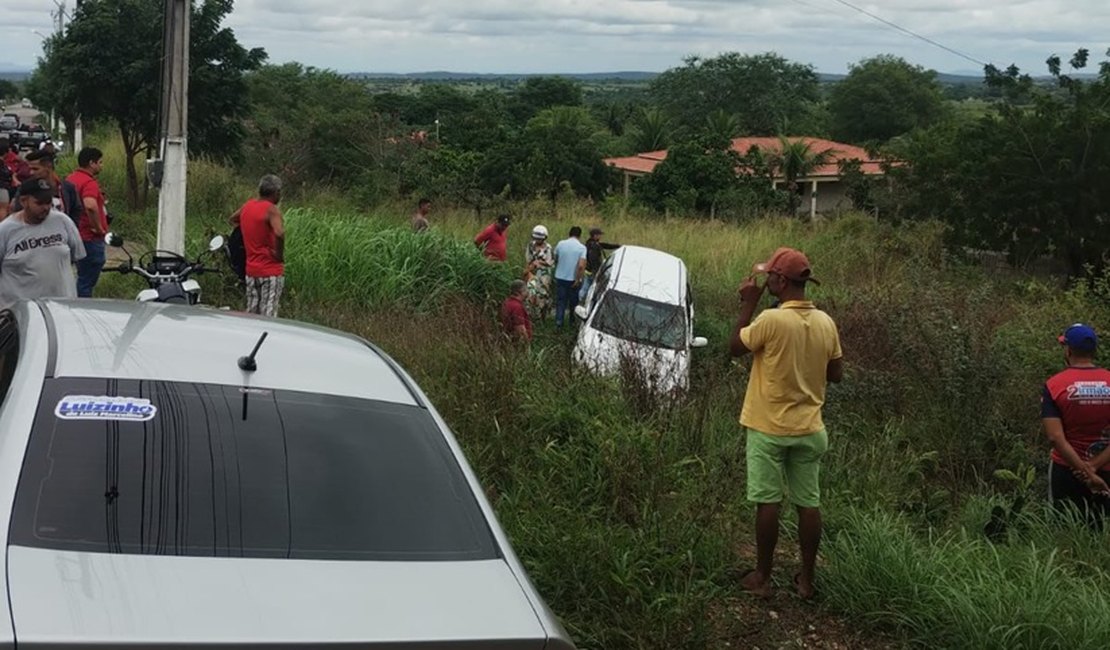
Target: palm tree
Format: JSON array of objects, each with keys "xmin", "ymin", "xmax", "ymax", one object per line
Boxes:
[
  {"xmin": 773, "ymin": 136, "xmax": 835, "ymax": 217},
  {"xmin": 703, "ymin": 109, "xmax": 742, "ymax": 146},
  {"xmin": 630, "ymin": 107, "xmax": 671, "ymax": 152}
]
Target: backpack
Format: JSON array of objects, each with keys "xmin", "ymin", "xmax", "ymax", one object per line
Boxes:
[
  {"xmin": 0, "ymin": 160, "xmax": 11, "ymax": 193},
  {"xmin": 226, "ymin": 226, "xmax": 247, "ymax": 282}
]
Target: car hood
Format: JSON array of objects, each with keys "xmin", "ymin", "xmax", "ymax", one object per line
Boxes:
[
  {"xmin": 574, "ymin": 328, "xmax": 689, "ymax": 393},
  {"xmin": 8, "ymin": 546, "xmax": 547, "ymax": 649}
]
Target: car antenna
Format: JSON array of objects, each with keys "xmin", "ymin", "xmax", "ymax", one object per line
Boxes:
[{"xmin": 238, "ymin": 332, "xmax": 269, "ymax": 372}]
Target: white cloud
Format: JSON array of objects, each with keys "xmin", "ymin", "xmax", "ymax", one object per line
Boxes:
[{"xmin": 6, "ymin": 0, "xmax": 1110, "ymax": 74}]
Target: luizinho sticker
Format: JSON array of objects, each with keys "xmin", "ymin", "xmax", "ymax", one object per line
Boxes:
[{"xmin": 55, "ymin": 396, "xmax": 158, "ymax": 422}]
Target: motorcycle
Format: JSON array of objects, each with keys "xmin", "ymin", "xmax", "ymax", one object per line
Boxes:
[{"xmin": 104, "ymin": 232, "xmax": 226, "ymax": 305}]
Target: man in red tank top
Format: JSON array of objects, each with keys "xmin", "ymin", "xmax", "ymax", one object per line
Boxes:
[
  {"xmin": 1041, "ymin": 323, "xmax": 1110, "ymax": 523},
  {"xmin": 229, "ymin": 175, "xmax": 285, "ymax": 317}
]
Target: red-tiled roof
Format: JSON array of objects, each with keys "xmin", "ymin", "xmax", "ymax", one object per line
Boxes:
[{"xmin": 604, "ymin": 137, "xmax": 886, "ymax": 178}]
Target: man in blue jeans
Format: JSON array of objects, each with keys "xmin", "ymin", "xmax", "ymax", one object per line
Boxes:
[
  {"xmin": 552, "ymin": 226, "xmax": 587, "ymax": 328},
  {"xmin": 66, "ymin": 148, "xmax": 108, "ymax": 297}
]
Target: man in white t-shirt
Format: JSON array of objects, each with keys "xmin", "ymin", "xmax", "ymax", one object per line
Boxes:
[{"xmin": 0, "ymin": 179, "xmax": 86, "ymax": 308}]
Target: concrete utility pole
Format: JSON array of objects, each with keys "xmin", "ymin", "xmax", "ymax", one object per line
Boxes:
[
  {"xmin": 156, "ymin": 0, "xmax": 190, "ymax": 255},
  {"xmin": 50, "ymin": 2, "xmax": 65, "ymax": 136}
]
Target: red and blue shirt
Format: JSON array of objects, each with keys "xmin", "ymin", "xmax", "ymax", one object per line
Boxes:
[{"xmin": 1041, "ymin": 366, "xmax": 1110, "ymax": 470}]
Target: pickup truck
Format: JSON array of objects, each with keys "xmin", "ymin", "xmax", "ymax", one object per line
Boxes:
[{"xmin": 14, "ymin": 124, "xmax": 49, "ymax": 150}]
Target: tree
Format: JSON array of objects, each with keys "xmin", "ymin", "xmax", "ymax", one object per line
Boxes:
[
  {"xmin": 633, "ymin": 136, "xmax": 784, "ymax": 218},
  {"xmin": 244, "ymin": 63, "xmax": 392, "ymax": 193},
  {"xmin": 703, "ymin": 109, "xmax": 742, "ymax": 143},
  {"xmin": 510, "ymin": 76, "xmax": 583, "ymax": 123},
  {"xmin": 24, "ymin": 37, "xmax": 77, "ymax": 145},
  {"xmin": 627, "ymin": 107, "xmax": 671, "ymax": 153},
  {"xmin": 46, "ymin": 0, "xmax": 265, "ymax": 206},
  {"xmin": 519, "ymin": 107, "xmax": 610, "ymax": 201},
  {"xmin": 829, "ymin": 55, "xmax": 946, "ymax": 143},
  {"xmin": 888, "ymin": 48, "xmax": 1110, "ymax": 275},
  {"xmin": 650, "ymin": 52, "xmax": 820, "ymax": 135},
  {"xmin": 408, "ymin": 146, "xmax": 500, "ymax": 217},
  {"xmin": 772, "ymin": 137, "xmax": 834, "ymax": 216},
  {"xmin": 0, "ymin": 80, "xmax": 19, "ymax": 103}
]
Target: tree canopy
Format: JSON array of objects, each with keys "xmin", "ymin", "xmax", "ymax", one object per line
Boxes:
[
  {"xmin": 889, "ymin": 48, "xmax": 1110, "ymax": 275},
  {"xmin": 829, "ymin": 55, "xmax": 946, "ymax": 144},
  {"xmin": 650, "ymin": 52, "xmax": 821, "ymax": 136},
  {"xmin": 43, "ymin": 0, "xmax": 265, "ymax": 205}
]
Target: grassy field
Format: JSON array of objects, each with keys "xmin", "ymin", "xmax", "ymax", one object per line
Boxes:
[{"xmin": 88, "ymin": 137, "xmax": 1110, "ymax": 649}]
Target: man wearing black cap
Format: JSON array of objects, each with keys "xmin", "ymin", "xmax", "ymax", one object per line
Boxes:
[
  {"xmin": 579, "ymin": 226, "xmax": 620, "ymax": 303},
  {"xmin": 0, "ymin": 178, "xmax": 86, "ymax": 308},
  {"xmin": 1042, "ymin": 323, "xmax": 1110, "ymax": 522}
]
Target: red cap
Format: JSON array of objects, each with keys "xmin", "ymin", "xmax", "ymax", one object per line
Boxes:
[{"xmin": 754, "ymin": 247, "xmax": 819, "ymax": 284}]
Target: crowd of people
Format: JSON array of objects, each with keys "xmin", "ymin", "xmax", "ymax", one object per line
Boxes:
[
  {"xmin": 482, "ymin": 218, "xmax": 621, "ymax": 341},
  {"xmin": 409, "ymin": 197, "xmax": 623, "ymax": 343},
  {"xmin": 0, "ymin": 142, "xmax": 108, "ymax": 308}
]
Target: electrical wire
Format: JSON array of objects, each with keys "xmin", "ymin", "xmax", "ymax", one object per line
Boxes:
[{"xmin": 826, "ymin": 0, "xmax": 989, "ymax": 67}]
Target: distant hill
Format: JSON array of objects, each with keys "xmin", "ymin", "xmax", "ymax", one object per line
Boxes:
[
  {"xmin": 348, "ymin": 71, "xmax": 659, "ymax": 82},
  {"xmin": 349, "ymin": 70, "xmax": 996, "ymax": 86}
]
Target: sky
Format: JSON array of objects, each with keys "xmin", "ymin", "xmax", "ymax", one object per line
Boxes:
[{"xmin": 3, "ymin": 0, "xmax": 1108, "ymax": 76}]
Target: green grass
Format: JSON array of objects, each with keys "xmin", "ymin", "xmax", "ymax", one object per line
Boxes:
[
  {"xmin": 282, "ymin": 210, "xmax": 512, "ymax": 310},
  {"xmin": 823, "ymin": 507, "xmax": 1110, "ymax": 649}
]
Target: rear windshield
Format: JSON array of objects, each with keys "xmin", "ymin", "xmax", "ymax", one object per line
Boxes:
[
  {"xmin": 10, "ymin": 379, "xmax": 498, "ymax": 561},
  {"xmin": 592, "ymin": 290, "xmax": 687, "ymax": 350}
]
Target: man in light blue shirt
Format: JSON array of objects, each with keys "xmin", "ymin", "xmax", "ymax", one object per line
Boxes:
[{"xmin": 552, "ymin": 226, "xmax": 587, "ymax": 327}]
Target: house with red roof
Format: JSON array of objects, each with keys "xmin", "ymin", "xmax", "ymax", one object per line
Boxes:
[{"xmin": 604, "ymin": 137, "xmax": 887, "ymax": 218}]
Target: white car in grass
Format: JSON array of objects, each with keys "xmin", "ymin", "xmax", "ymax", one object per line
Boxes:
[{"xmin": 573, "ymin": 245, "xmax": 707, "ymax": 394}]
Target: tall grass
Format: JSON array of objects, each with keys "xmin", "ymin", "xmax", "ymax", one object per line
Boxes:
[
  {"xmin": 283, "ymin": 210, "xmax": 513, "ymax": 310},
  {"xmin": 823, "ymin": 507, "xmax": 1110, "ymax": 649}
]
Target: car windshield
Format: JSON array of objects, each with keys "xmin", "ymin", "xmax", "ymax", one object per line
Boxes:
[
  {"xmin": 591, "ymin": 290, "xmax": 686, "ymax": 350},
  {"xmin": 10, "ymin": 379, "xmax": 498, "ymax": 562}
]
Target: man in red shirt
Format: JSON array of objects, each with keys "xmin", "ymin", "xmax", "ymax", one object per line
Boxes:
[
  {"xmin": 1042, "ymin": 323, "xmax": 1110, "ymax": 523},
  {"xmin": 229, "ymin": 175, "xmax": 285, "ymax": 317},
  {"xmin": 500, "ymin": 280, "xmax": 532, "ymax": 343},
  {"xmin": 66, "ymin": 148, "xmax": 108, "ymax": 297},
  {"xmin": 1, "ymin": 138, "xmax": 28, "ymax": 221},
  {"xmin": 475, "ymin": 214, "xmax": 511, "ymax": 262}
]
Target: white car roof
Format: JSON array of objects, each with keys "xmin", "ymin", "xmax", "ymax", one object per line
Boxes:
[
  {"xmin": 608, "ymin": 245, "xmax": 688, "ymax": 305},
  {"xmin": 38, "ymin": 300, "xmax": 417, "ymax": 405}
]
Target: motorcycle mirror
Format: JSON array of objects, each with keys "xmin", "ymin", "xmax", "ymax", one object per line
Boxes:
[
  {"xmin": 105, "ymin": 232, "xmax": 124, "ymax": 247},
  {"xmin": 208, "ymin": 235, "xmax": 225, "ymax": 252}
]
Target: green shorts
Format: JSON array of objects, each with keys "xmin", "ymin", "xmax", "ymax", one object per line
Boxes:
[{"xmin": 746, "ymin": 428, "xmax": 828, "ymax": 508}]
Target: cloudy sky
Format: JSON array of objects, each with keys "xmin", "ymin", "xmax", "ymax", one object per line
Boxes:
[{"xmin": 3, "ymin": 0, "xmax": 1107, "ymax": 75}]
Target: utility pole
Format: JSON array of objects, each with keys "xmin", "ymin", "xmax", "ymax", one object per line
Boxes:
[
  {"xmin": 50, "ymin": 1, "xmax": 65, "ymax": 136},
  {"xmin": 156, "ymin": 0, "xmax": 189, "ymax": 255},
  {"xmin": 52, "ymin": 1, "xmax": 65, "ymax": 34}
]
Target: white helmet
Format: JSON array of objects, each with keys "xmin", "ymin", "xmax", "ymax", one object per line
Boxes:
[{"xmin": 531, "ymin": 225, "xmax": 549, "ymax": 240}]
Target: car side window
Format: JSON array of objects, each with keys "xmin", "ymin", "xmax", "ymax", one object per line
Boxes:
[
  {"xmin": 591, "ymin": 261, "xmax": 613, "ymax": 311},
  {"xmin": 0, "ymin": 311, "xmax": 18, "ymax": 409}
]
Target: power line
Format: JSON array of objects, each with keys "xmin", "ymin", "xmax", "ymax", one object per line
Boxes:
[{"xmin": 827, "ymin": 0, "xmax": 989, "ymax": 67}]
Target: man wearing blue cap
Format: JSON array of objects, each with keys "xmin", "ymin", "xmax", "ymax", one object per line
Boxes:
[{"xmin": 1041, "ymin": 323, "xmax": 1110, "ymax": 522}]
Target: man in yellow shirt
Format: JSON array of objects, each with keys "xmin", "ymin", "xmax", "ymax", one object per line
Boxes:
[{"xmin": 729, "ymin": 247, "xmax": 843, "ymax": 600}]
